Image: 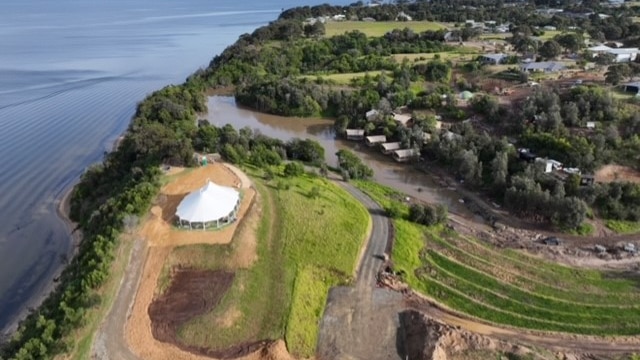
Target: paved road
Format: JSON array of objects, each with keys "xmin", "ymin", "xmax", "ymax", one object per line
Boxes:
[
  {"xmin": 316, "ymin": 182, "xmax": 405, "ymax": 360},
  {"xmin": 92, "ymin": 239, "xmax": 145, "ymax": 360}
]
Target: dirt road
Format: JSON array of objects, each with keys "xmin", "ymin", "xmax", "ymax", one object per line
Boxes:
[
  {"xmin": 92, "ymin": 238, "xmax": 145, "ymax": 360},
  {"xmin": 407, "ymin": 294, "xmax": 640, "ymax": 355}
]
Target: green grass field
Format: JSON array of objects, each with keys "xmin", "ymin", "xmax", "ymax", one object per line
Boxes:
[
  {"xmin": 391, "ymin": 48, "xmax": 479, "ymax": 64},
  {"xmin": 606, "ymin": 219, "xmax": 640, "ymax": 234},
  {"xmin": 163, "ymin": 167, "xmax": 370, "ymax": 357},
  {"xmin": 325, "ymin": 21, "xmax": 447, "ymax": 37},
  {"xmin": 303, "ymin": 70, "xmax": 387, "ymax": 85},
  {"xmin": 354, "ymin": 180, "xmax": 640, "ymax": 336}
]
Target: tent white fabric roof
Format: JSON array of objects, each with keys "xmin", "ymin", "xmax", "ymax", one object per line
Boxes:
[{"xmin": 176, "ymin": 181, "xmax": 240, "ymax": 223}]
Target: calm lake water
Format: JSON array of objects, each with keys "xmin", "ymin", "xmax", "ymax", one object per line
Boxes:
[{"xmin": 0, "ymin": 0, "xmax": 354, "ymax": 334}]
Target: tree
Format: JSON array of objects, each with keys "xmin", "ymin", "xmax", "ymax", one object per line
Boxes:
[
  {"xmin": 605, "ymin": 64, "xmax": 630, "ymax": 85},
  {"xmin": 512, "ymin": 36, "xmax": 538, "ymax": 55},
  {"xmin": 303, "ymin": 21, "xmax": 325, "ymax": 38},
  {"xmin": 491, "ymin": 150, "xmax": 509, "ymax": 189},
  {"xmin": 555, "ymin": 33, "xmax": 582, "ymax": 54},
  {"xmin": 594, "ymin": 53, "xmax": 616, "ymax": 67},
  {"xmin": 561, "ymin": 102, "xmax": 580, "ymax": 127},
  {"xmin": 336, "ymin": 149, "xmax": 373, "ymax": 180},
  {"xmin": 283, "ymin": 161, "xmax": 304, "ymax": 177},
  {"xmin": 538, "ymin": 40, "xmax": 562, "ymax": 60},
  {"xmin": 421, "ymin": 60, "xmax": 452, "ymax": 83},
  {"xmin": 457, "ymin": 150, "xmax": 482, "ymax": 185}
]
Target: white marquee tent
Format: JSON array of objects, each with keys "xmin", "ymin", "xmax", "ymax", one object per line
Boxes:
[{"xmin": 175, "ymin": 180, "xmax": 240, "ymax": 230}]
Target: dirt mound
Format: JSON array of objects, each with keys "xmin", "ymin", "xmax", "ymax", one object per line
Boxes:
[
  {"xmin": 399, "ymin": 310, "xmax": 523, "ymax": 360},
  {"xmin": 595, "ymin": 165, "xmax": 640, "ymax": 184},
  {"xmin": 149, "ymin": 269, "xmax": 234, "ymax": 344}
]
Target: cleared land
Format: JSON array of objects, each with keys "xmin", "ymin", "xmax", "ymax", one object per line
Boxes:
[
  {"xmin": 125, "ymin": 163, "xmax": 256, "ymax": 360},
  {"xmin": 158, "ymin": 167, "xmax": 370, "ymax": 358},
  {"xmin": 325, "ymin": 20, "xmax": 446, "ymax": 37},
  {"xmin": 595, "ymin": 164, "xmax": 640, "ymax": 184},
  {"xmin": 355, "ymin": 181, "xmax": 640, "ymax": 336}
]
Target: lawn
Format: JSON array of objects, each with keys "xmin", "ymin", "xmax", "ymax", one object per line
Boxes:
[
  {"xmin": 305, "ymin": 70, "xmax": 387, "ymax": 85},
  {"xmin": 606, "ymin": 219, "xmax": 640, "ymax": 234},
  {"xmin": 325, "ymin": 21, "xmax": 447, "ymax": 37},
  {"xmin": 390, "ymin": 48, "xmax": 479, "ymax": 64},
  {"xmin": 163, "ymin": 167, "xmax": 370, "ymax": 357},
  {"xmin": 353, "ymin": 180, "xmax": 640, "ymax": 336}
]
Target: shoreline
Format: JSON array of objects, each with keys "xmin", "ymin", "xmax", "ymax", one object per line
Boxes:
[{"xmin": 0, "ymin": 182, "xmax": 81, "ymax": 342}]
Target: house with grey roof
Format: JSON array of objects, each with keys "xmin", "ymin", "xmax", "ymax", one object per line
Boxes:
[
  {"xmin": 365, "ymin": 135, "xmax": 387, "ymax": 146},
  {"xmin": 587, "ymin": 45, "xmax": 639, "ymax": 63},
  {"xmin": 479, "ymin": 53, "xmax": 508, "ymax": 65},
  {"xmin": 381, "ymin": 142, "xmax": 402, "ymax": 154},
  {"xmin": 520, "ymin": 61, "xmax": 566, "ymax": 73}
]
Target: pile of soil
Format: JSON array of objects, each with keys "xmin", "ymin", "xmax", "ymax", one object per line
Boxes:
[
  {"xmin": 149, "ymin": 269, "xmax": 234, "ymax": 344},
  {"xmin": 399, "ymin": 310, "xmax": 531, "ymax": 360}
]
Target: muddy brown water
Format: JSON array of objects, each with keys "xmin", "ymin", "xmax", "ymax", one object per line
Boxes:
[{"xmin": 206, "ymin": 96, "xmax": 474, "ymax": 216}]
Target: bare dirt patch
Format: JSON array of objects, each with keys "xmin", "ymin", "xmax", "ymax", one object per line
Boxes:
[
  {"xmin": 595, "ymin": 164, "xmax": 640, "ymax": 184},
  {"xmin": 149, "ymin": 269, "xmax": 235, "ymax": 343}
]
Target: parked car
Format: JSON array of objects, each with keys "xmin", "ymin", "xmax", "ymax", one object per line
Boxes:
[{"xmin": 543, "ymin": 236, "xmax": 561, "ymax": 246}]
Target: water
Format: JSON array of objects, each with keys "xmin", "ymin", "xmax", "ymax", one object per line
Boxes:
[
  {"xmin": 206, "ymin": 96, "xmax": 471, "ymax": 213},
  {"xmin": 0, "ymin": 0, "xmax": 353, "ymax": 334}
]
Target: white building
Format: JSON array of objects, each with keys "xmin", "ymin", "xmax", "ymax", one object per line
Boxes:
[
  {"xmin": 176, "ymin": 181, "xmax": 241, "ymax": 230},
  {"xmin": 587, "ymin": 45, "xmax": 639, "ymax": 63}
]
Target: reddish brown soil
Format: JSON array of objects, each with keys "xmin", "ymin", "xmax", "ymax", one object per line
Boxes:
[{"xmin": 149, "ymin": 269, "xmax": 235, "ymax": 344}]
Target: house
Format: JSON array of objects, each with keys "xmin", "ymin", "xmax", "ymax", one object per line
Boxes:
[
  {"xmin": 587, "ymin": 45, "xmax": 639, "ymax": 63},
  {"xmin": 345, "ymin": 129, "xmax": 365, "ymax": 140},
  {"xmin": 520, "ymin": 61, "xmax": 566, "ymax": 73},
  {"xmin": 495, "ymin": 25, "xmax": 510, "ymax": 33},
  {"xmin": 365, "ymin": 109, "xmax": 379, "ymax": 120},
  {"xmin": 443, "ymin": 31, "xmax": 459, "ymax": 42},
  {"xmin": 393, "ymin": 113, "xmax": 412, "ymax": 127},
  {"xmin": 608, "ymin": 48, "xmax": 639, "ymax": 63},
  {"xmin": 580, "ymin": 174, "xmax": 595, "ymax": 186},
  {"xmin": 518, "ymin": 148, "xmax": 537, "ymax": 162},
  {"xmin": 535, "ymin": 158, "xmax": 553, "ymax": 174},
  {"xmin": 586, "ymin": 121, "xmax": 596, "ymax": 129},
  {"xmin": 396, "ymin": 11, "xmax": 412, "ymax": 21},
  {"xmin": 479, "ymin": 53, "xmax": 508, "ymax": 65},
  {"xmin": 563, "ymin": 167, "xmax": 581, "ymax": 176},
  {"xmin": 381, "ymin": 142, "xmax": 402, "ymax": 154},
  {"xmin": 622, "ymin": 81, "xmax": 640, "ymax": 94},
  {"xmin": 536, "ymin": 158, "xmax": 562, "ymax": 173},
  {"xmin": 392, "ymin": 148, "xmax": 420, "ymax": 162},
  {"xmin": 332, "ymin": 14, "xmax": 346, "ymax": 21},
  {"xmin": 365, "ymin": 135, "xmax": 386, "ymax": 146}
]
